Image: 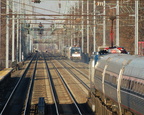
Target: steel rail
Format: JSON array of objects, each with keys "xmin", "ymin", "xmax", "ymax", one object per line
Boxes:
[
  {"xmin": 63, "ymin": 60, "xmax": 89, "ymax": 79},
  {"xmin": 43, "ymin": 53, "xmax": 60, "ymax": 115},
  {"xmin": 59, "ymin": 61, "xmax": 90, "ymax": 91},
  {"xmin": 0, "ymin": 53, "xmax": 37, "ymax": 115},
  {"xmin": 51, "ymin": 60, "xmax": 83, "ymax": 115},
  {"xmin": 23, "ymin": 53, "xmax": 38, "ymax": 115}
]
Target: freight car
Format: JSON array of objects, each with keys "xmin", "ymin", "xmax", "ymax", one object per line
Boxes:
[{"xmin": 90, "ymin": 53, "xmax": 144, "ymax": 115}]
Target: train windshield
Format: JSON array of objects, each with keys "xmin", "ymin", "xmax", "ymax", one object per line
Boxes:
[{"xmin": 71, "ymin": 47, "xmax": 81, "ymax": 53}]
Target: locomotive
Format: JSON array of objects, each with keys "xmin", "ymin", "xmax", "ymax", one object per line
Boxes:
[
  {"xmin": 89, "ymin": 47, "xmax": 144, "ymax": 115},
  {"xmin": 63, "ymin": 46, "xmax": 82, "ymax": 60}
]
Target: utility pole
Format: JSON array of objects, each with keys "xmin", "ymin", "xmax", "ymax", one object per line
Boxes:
[
  {"xmin": 19, "ymin": 0, "xmax": 22, "ymax": 62},
  {"xmin": 16, "ymin": 11, "xmax": 19, "ymax": 63},
  {"xmin": 70, "ymin": 7, "xmax": 73, "ymax": 46},
  {"xmin": 6, "ymin": 0, "xmax": 10, "ymax": 68},
  {"xmin": 74, "ymin": 4, "xmax": 76, "ymax": 46},
  {"xmin": 0, "ymin": 0, "xmax": 1, "ymax": 54},
  {"xmin": 81, "ymin": 0, "xmax": 84, "ymax": 52},
  {"xmin": 135, "ymin": 0, "xmax": 138, "ymax": 55},
  {"xmin": 30, "ymin": 0, "xmax": 33, "ymax": 53},
  {"xmin": 78, "ymin": 1, "xmax": 81, "ymax": 46},
  {"xmin": 116, "ymin": 0, "xmax": 119, "ymax": 46},
  {"xmin": 93, "ymin": 0, "xmax": 96, "ymax": 52},
  {"xmin": 12, "ymin": 0, "xmax": 15, "ymax": 62},
  {"xmin": 87, "ymin": 0, "xmax": 89, "ymax": 54},
  {"xmin": 103, "ymin": 0, "xmax": 106, "ymax": 46}
]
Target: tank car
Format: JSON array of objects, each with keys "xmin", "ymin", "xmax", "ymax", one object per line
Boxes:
[{"xmin": 90, "ymin": 53, "xmax": 144, "ymax": 115}]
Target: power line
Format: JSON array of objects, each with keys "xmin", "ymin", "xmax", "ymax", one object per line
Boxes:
[{"xmin": 13, "ymin": 0, "xmax": 64, "ymax": 14}]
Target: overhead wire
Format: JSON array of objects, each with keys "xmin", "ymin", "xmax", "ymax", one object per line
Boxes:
[
  {"xmin": 1, "ymin": 0, "xmax": 72, "ymax": 26},
  {"xmin": 12, "ymin": 0, "xmax": 64, "ymax": 14}
]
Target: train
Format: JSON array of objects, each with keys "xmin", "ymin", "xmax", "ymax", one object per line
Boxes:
[
  {"xmin": 89, "ymin": 48, "xmax": 144, "ymax": 115},
  {"xmin": 98, "ymin": 46, "xmax": 128, "ymax": 55},
  {"xmin": 62, "ymin": 46, "xmax": 82, "ymax": 60}
]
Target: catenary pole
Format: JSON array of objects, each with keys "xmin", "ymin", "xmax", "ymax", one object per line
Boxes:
[
  {"xmin": 16, "ymin": 13, "xmax": 19, "ymax": 62},
  {"xmin": 93, "ymin": 0, "xmax": 96, "ymax": 52},
  {"xmin": 30, "ymin": 0, "xmax": 33, "ymax": 53},
  {"xmin": 116, "ymin": 0, "xmax": 119, "ymax": 46},
  {"xmin": 103, "ymin": 0, "xmax": 106, "ymax": 46},
  {"xmin": 0, "ymin": 0, "xmax": 1, "ymax": 54},
  {"xmin": 12, "ymin": 0, "xmax": 15, "ymax": 62},
  {"xmin": 135, "ymin": 0, "xmax": 138, "ymax": 55},
  {"xmin": 6, "ymin": 0, "xmax": 10, "ymax": 68},
  {"xmin": 73, "ymin": 4, "xmax": 76, "ymax": 45},
  {"xmin": 19, "ymin": 0, "xmax": 22, "ymax": 62},
  {"xmin": 87, "ymin": 0, "xmax": 89, "ymax": 54},
  {"xmin": 81, "ymin": 0, "xmax": 84, "ymax": 52}
]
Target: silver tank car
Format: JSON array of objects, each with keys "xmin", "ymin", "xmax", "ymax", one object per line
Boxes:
[{"xmin": 90, "ymin": 53, "xmax": 144, "ymax": 115}]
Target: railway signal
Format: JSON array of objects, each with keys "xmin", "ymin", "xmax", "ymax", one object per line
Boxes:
[
  {"xmin": 38, "ymin": 22, "xmax": 44, "ymax": 34},
  {"xmin": 26, "ymin": 23, "xmax": 30, "ymax": 34}
]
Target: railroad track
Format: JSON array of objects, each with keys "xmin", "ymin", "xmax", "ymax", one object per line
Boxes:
[
  {"xmin": 61, "ymin": 60, "xmax": 90, "ymax": 84},
  {"xmin": 45, "ymin": 53, "xmax": 90, "ymax": 96},
  {"xmin": 0, "ymin": 53, "xmax": 37, "ymax": 115},
  {"xmin": 57, "ymin": 60, "xmax": 90, "ymax": 92},
  {"xmin": 0, "ymin": 52, "xmax": 93, "ymax": 115},
  {"xmin": 44, "ymin": 53, "xmax": 93, "ymax": 114},
  {"xmin": 44, "ymin": 53, "xmax": 84, "ymax": 114},
  {"xmin": 29, "ymin": 52, "xmax": 89, "ymax": 115},
  {"xmin": 27, "ymin": 53, "xmax": 57, "ymax": 115},
  {"xmin": 65, "ymin": 60, "xmax": 89, "ymax": 77}
]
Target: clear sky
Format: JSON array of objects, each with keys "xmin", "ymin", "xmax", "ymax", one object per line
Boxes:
[
  {"xmin": 33, "ymin": 1, "xmax": 68, "ymax": 14},
  {"xmin": 30, "ymin": 0, "xmax": 76, "ymax": 27}
]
